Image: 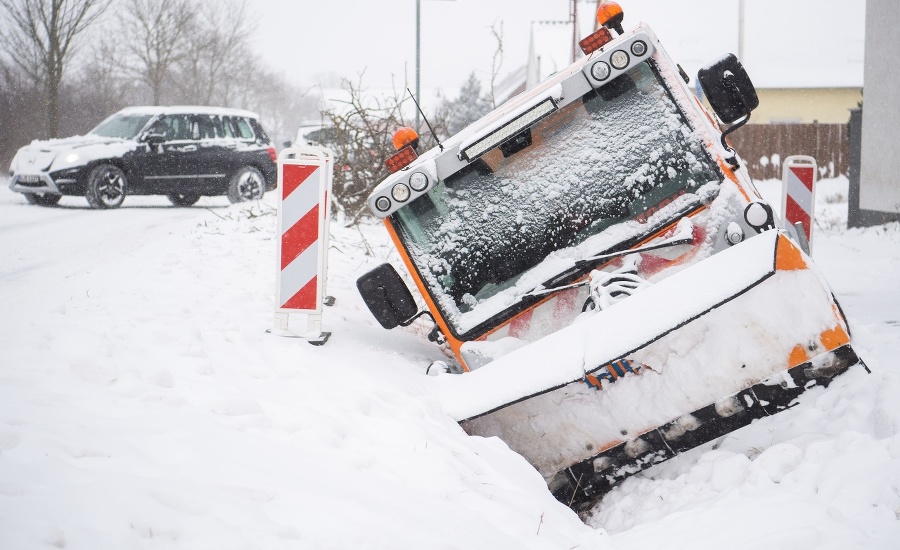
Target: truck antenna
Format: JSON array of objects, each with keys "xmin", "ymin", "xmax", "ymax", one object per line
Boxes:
[{"xmin": 407, "ymin": 88, "xmax": 443, "ymax": 151}]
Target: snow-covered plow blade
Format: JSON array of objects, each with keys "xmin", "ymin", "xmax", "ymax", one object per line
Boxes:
[{"xmin": 432, "ymin": 230, "xmax": 866, "ymax": 509}]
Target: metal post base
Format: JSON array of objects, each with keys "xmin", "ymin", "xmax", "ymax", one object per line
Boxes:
[{"xmin": 268, "ymin": 312, "xmax": 331, "ymax": 346}]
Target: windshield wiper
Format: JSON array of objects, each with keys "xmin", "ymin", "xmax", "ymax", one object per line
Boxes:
[
  {"xmin": 574, "ymin": 216, "xmax": 695, "ymax": 269},
  {"xmin": 524, "ymin": 217, "xmax": 695, "ymax": 299}
]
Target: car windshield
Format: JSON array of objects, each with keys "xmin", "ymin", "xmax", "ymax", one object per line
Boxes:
[
  {"xmin": 393, "ymin": 61, "xmax": 721, "ymax": 338},
  {"xmin": 90, "ymin": 113, "xmax": 154, "ymax": 139}
]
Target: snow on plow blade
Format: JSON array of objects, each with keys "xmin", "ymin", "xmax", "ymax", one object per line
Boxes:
[{"xmin": 431, "ymin": 230, "xmax": 866, "ymax": 509}]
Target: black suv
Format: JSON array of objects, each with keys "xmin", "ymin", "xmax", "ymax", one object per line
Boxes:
[{"xmin": 7, "ymin": 106, "xmax": 278, "ymax": 208}]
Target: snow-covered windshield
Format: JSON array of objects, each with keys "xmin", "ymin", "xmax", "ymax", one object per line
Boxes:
[
  {"xmin": 90, "ymin": 114, "xmax": 154, "ymax": 139},
  {"xmin": 394, "ymin": 61, "xmax": 720, "ymax": 338}
]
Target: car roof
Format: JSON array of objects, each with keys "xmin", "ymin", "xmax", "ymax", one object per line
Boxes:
[{"xmin": 116, "ymin": 105, "xmax": 261, "ymax": 119}]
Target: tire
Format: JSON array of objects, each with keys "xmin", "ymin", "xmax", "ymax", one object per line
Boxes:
[
  {"xmin": 24, "ymin": 192, "xmax": 61, "ymax": 206},
  {"xmin": 85, "ymin": 164, "xmax": 126, "ymax": 209},
  {"xmin": 226, "ymin": 166, "xmax": 265, "ymax": 203},
  {"xmin": 167, "ymin": 193, "xmax": 200, "ymax": 207}
]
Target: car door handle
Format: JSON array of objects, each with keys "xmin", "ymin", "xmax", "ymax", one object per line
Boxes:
[{"xmin": 173, "ymin": 145, "xmax": 198, "ymax": 152}]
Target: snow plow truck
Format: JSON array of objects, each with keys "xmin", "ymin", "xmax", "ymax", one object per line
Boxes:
[{"xmin": 356, "ymin": 2, "xmax": 867, "ymax": 509}]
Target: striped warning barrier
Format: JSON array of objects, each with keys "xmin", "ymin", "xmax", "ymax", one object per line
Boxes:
[
  {"xmin": 273, "ymin": 147, "xmax": 333, "ymax": 344},
  {"xmin": 781, "ymin": 155, "xmax": 817, "ymax": 255}
]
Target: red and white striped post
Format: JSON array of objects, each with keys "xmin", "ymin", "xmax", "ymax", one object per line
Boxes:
[
  {"xmin": 781, "ymin": 155, "xmax": 817, "ymax": 255},
  {"xmin": 272, "ymin": 147, "xmax": 334, "ymax": 345}
]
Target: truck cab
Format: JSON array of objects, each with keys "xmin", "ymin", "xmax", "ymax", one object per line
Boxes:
[{"xmin": 361, "ymin": 10, "xmax": 764, "ymax": 370}]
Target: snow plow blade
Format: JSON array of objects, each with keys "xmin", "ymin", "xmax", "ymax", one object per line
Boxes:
[{"xmin": 430, "ymin": 230, "xmax": 866, "ymax": 509}]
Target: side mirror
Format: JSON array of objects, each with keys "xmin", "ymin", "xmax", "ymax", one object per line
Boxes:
[
  {"xmin": 356, "ymin": 263, "xmax": 419, "ymax": 329},
  {"xmin": 143, "ymin": 131, "xmax": 166, "ymax": 145},
  {"xmin": 698, "ymin": 54, "xmax": 759, "ymax": 124}
]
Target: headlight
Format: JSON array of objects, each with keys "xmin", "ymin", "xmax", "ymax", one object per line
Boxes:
[
  {"xmin": 409, "ymin": 172, "xmax": 429, "ymax": 192},
  {"xmin": 630, "ymin": 40, "xmax": 647, "ymax": 57},
  {"xmin": 65, "ymin": 152, "xmax": 79, "ymax": 164},
  {"xmin": 391, "ymin": 183, "xmax": 411, "ymax": 203},
  {"xmin": 610, "ymin": 50, "xmax": 629, "ymax": 70},
  {"xmin": 590, "ymin": 61, "xmax": 611, "ymax": 82},
  {"xmin": 375, "ymin": 196, "xmax": 391, "ymax": 212}
]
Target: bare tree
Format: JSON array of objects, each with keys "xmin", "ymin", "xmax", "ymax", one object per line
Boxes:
[
  {"xmin": 323, "ymin": 75, "xmax": 414, "ymax": 222},
  {"xmin": 77, "ymin": 38, "xmax": 139, "ymax": 118},
  {"xmin": 489, "ymin": 20, "xmax": 504, "ymax": 108},
  {"xmin": 0, "ymin": 0, "xmax": 109, "ymax": 137},
  {"xmin": 120, "ymin": 0, "xmax": 196, "ymax": 105},
  {"xmin": 175, "ymin": 0, "xmax": 255, "ymax": 106},
  {"xmin": 0, "ymin": 59, "xmax": 43, "ymax": 166},
  {"xmin": 433, "ymin": 72, "xmax": 492, "ymax": 138}
]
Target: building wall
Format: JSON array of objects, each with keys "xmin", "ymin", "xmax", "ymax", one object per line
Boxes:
[
  {"xmin": 859, "ymin": 0, "xmax": 900, "ymax": 216},
  {"xmin": 752, "ymin": 88, "xmax": 862, "ymax": 124}
]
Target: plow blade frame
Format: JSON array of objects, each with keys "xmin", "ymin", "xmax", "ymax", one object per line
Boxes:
[{"xmin": 555, "ymin": 345, "xmax": 865, "ymax": 508}]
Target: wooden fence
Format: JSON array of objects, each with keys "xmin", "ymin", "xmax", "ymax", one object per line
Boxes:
[{"xmin": 727, "ymin": 123, "xmax": 849, "ymax": 180}]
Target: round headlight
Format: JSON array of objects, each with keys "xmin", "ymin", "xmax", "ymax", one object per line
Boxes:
[
  {"xmin": 630, "ymin": 40, "xmax": 647, "ymax": 57},
  {"xmin": 610, "ymin": 50, "xmax": 629, "ymax": 70},
  {"xmin": 65, "ymin": 152, "xmax": 80, "ymax": 163},
  {"xmin": 375, "ymin": 196, "xmax": 391, "ymax": 212},
  {"xmin": 409, "ymin": 172, "xmax": 428, "ymax": 192},
  {"xmin": 391, "ymin": 183, "xmax": 411, "ymax": 203},
  {"xmin": 590, "ymin": 61, "xmax": 611, "ymax": 82}
]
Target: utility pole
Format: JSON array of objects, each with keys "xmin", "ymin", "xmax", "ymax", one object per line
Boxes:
[
  {"xmin": 415, "ymin": 0, "xmax": 456, "ymax": 132},
  {"xmin": 416, "ymin": 0, "xmax": 421, "ymax": 131},
  {"xmin": 571, "ymin": 0, "xmax": 578, "ymax": 64}
]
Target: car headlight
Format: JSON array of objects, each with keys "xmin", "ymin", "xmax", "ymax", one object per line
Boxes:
[{"xmin": 65, "ymin": 152, "xmax": 79, "ymax": 164}]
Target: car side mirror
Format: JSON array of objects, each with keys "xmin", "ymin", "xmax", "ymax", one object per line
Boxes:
[
  {"xmin": 143, "ymin": 131, "xmax": 166, "ymax": 145},
  {"xmin": 698, "ymin": 53, "xmax": 759, "ymax": 124},
  {"xmin": 356, "ymin": 263, "xmax": 419, "ymax": 329}
]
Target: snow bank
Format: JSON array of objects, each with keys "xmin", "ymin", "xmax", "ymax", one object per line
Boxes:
[
  {"xmin": 0, "ymin": 190, "xmax": 607, "ymax": 549},
  {"xmin": 0, "ymin": 175, "xmax": 898, "ymax": 549}
]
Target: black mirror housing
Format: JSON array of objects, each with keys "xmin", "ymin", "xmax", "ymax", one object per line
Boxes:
[
  {"xmin": 356, "ymin": 263, "xmax": 419, "ymax": 329},
  {"xmin": 698, "ymin": 54, "xmax": 759, "ymax": 124},
  {"xmin": 143, "ymin": 132, "xmax": 166, "ymax": 145}
]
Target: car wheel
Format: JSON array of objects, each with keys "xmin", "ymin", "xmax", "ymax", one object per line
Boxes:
[
  {"xmin": 85, "ymin": 164, "xmax": 126, "ymax": 209},
  {"xmin": 24, "ymin": 192, "xmax": 61, "ymax": 206},
  {"xmin": 167, "ymin": 193, "xmax": 200, "ymax": 207},
  {"xmin": 227, "ymin": 166, "xmax": 265, "ymax": 203}
]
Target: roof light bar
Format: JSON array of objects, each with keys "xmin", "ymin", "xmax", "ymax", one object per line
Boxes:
[{"xmin": 460, "ymin": 98, "xmax": 558, "ymax": 162}]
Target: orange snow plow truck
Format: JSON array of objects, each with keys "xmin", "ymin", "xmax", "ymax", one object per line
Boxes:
[{"xmin": 356, "ymin": 2, "xmax": 867, "ymax": 509}]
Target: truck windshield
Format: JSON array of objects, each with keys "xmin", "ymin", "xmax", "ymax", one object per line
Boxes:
[
  {"xmin": 394, "ymin": 61, "xmax": 721, "ymax": 337},
  {"xmin": 91, "ymin": 114, "xmax": 154, "ymax": 139}
]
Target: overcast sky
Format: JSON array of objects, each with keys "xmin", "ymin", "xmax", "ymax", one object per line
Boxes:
[{"xmin": 246, "ymin": 0, "xmax": 865, "ymax": 105}]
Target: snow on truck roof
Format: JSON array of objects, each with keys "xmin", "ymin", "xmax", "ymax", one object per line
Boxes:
[{"xmin": 115, "ymin": 106, "xmax": 261, "ymax": 119}]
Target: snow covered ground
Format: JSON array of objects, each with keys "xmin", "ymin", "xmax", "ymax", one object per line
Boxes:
[{"xmin": 0, "ymin": 176, "xmax": 898, "ymax": 549}]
